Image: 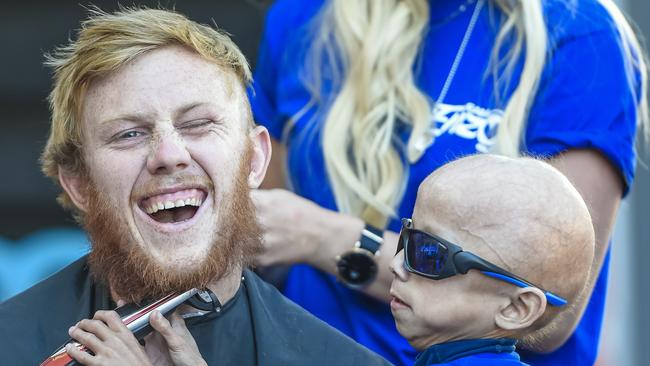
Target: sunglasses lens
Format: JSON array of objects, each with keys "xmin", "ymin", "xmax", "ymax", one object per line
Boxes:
[{"xmin": 406, "ymin": 231, "xmax": 448, "ymax": 276}]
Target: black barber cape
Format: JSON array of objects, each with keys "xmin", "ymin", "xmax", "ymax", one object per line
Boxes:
[{"xmin": 0, "ymin": 256, "xmax": 391, "ymax": 365}]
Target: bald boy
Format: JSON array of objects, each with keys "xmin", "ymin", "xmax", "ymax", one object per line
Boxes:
[{"xmin": 389, "ymin": 154, "xmax": 594, "ymax": 366}]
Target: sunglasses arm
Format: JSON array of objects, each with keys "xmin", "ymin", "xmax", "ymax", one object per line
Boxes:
[
  {"xmin": 481, "ymin": 271, "xmax": 568, "ymax": 307},
  {"xmin": 454, "ymin": 252, "xmax": 567, "ymax": 307},
  {"xmin": 453, "ymin": 251, "xmax": 486, "ymax": 275}
]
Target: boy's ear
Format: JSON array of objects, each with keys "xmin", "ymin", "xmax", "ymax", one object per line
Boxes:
[
  {"xmin": 495, "ymin": 287, "xmax": 547, "ymax": 331},
  {"xmin": 58, "ymin": 167, "xmax": 89, "ymax": 213}
]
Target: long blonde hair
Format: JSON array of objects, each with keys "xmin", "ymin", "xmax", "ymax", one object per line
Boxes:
[{"xmin": 298, "ymin": 0, "xmax": 648, "ymax": 227}]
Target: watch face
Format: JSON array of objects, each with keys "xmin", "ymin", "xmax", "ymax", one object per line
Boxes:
[{"xmin": 337, "ymin": 251, "xmax": 378, "ymax": 287}]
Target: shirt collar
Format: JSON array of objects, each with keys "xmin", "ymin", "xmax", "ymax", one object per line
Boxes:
[{"xmin": 415, "ymin": 338, "xmax": 517, "ymax": 365}]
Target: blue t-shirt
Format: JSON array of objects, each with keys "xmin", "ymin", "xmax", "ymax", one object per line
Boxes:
[{"xmin": 249, "ymin": 0, "xmax": 638, "ymax": 365}]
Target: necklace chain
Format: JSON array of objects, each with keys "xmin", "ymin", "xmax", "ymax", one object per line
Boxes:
[
  {"xmin": 436, "ymin": 0, "xmax": 485, "ymax": 106},
  {"xmin": 411, "ymin": 0, "xmax": 484, "ymax": 157},
  {"xmin": 430, "ymin": 0, "xmax": 478, "ymax": 28}
]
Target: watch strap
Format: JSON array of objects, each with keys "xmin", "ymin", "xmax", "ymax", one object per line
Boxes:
[{"xmin": 358, "ymin": 224, "xmax": 384, "ymax": 254}]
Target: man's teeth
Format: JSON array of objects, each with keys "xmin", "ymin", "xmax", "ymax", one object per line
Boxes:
[{"xmin": 145, "ymin": 198, "xmax": 202, "ymax": 214}]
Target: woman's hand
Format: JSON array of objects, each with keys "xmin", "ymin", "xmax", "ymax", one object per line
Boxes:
[
  {"xmin": 252, "ymin": 188, "xmax": 398, "ymax": 302},
  {"xmin": 251, "ymin": 189, "xmax": 328, "ymax": 266}
]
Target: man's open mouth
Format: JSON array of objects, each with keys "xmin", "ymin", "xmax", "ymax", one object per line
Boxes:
[{"xmin": 139, "ymin": 188, "xmax": 207, "ymax": 224}]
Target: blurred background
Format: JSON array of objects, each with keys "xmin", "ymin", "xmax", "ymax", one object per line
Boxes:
[{"xmin": 0, "ymin": 0, "xmax": 647, "ymax": 364}]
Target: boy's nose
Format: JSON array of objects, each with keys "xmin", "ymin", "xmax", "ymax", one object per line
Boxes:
[{"xmin": 390, "ymin": 250, "xmax": 409, "ymax": 281}]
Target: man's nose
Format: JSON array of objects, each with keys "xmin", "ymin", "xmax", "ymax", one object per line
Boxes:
[
  {"xmin": 390, "ymin": 250, "xmax": 410, "ymax": 281},
  {"xmin": 146, "ymin": 129, "xmax": 191, "ymax": 175}
]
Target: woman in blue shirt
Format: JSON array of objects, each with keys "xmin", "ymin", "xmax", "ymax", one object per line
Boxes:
[{"xmin": 249, "ymin": 0, "xmax": 648, "ymax": 365}]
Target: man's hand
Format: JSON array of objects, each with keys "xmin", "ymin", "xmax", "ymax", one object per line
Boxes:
[
  {"xmin": 66, "ymin": 310, "xmax": 206, "ymax": 366},
  {"xmin": 66, "ymin": 310, "xmax": 151, "ymax": 366}
]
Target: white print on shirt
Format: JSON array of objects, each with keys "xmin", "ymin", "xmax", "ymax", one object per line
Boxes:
[{"xmin": 429, "ymin": 102, "xmax": 503, "ymax": 153}]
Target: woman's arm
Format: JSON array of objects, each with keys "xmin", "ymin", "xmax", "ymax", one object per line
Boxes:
[{"xmin": 531, "ymin": 148, "xmax": 624, "ymax": 352}]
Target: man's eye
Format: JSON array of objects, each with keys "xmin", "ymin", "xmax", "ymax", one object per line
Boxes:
[
  {"xmin": 180, "ymin": 119, "xmax": 214, "ymax": 130},
  {"xmin": 119, "ymin": 130, "xmax": 144, "ymax": 139},
  {"xmin": 112, "ymin": 130, "xmax": 145, "ymax": 142}
]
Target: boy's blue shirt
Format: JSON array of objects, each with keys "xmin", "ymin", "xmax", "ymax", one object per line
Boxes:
[
  {"xmin": 415, "ymin": 338, "xmax": 527, "ymax": 366},
  {"xmin": 249, "ymin": 0, "xmax": 638, "ymax": 364}
]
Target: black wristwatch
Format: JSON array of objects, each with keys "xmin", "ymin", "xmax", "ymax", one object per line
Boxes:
[{"xmin": 336, "ymin": 224, "xmax": 383, "ymax": 289}]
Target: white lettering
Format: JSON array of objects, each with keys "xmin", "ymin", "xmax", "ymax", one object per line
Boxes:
[{"xmin": 428, "ymin": 102, "xmax": 503, "ymax": 153}]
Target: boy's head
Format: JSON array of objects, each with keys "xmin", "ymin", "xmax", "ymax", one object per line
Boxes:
[{"xmin": 389, "ymin": 154, "xmax": 594, "ymax": 350}]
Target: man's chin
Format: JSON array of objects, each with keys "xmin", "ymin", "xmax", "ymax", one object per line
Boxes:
[
  {"xmin": 149, "ymin": 253, "xmax": 211, "ymax": 275},
  {"xmin": 89, "ymin": 247, "xmax": 228, "ymax": 302},
  {"xmin": 135, "ymin": 233, "xmax": 216, "ymax": 262}
]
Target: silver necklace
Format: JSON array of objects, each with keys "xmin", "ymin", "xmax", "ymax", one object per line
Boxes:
[
  {"xmin": 430, "ymin": 0, "xmax": 478, "ymax": 27},
  {"xmin": 437, "ymin": 0, "xmax": 484, "ymax": 105},
  {"xmin": 412, "ymin": 0, "xmax": 484, "ymax": 156}
]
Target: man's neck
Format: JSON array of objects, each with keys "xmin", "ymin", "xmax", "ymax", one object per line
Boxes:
[
  {"xmin": 109, "ymin": 264, "xmax": 244, "ymax": 308},
  {"xmin": 205, "ymin": 264, "xmax": 244, "ymax": 305}
]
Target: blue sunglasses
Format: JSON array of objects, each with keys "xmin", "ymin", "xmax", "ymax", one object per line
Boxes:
[{"xmin": 396, "ymin": 218, "xmax": 567, "ymax": 307}]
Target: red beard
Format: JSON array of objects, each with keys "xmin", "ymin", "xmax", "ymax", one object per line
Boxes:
[{"xmin": 83, "ymin": 148, "xmax": 262, "ymax": 304}]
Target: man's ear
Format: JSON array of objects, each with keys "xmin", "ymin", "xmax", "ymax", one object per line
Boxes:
[
  {"xmin": 58, "ymin": 167, "xmax": 89, "ymax": 213},
  {"xmin": 495, "ymin": 287, "xmax": 547, "ymax": 331},
  {"xmin": 247, "ymin": 126, "xmax": 272, "ymax": 188}
]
